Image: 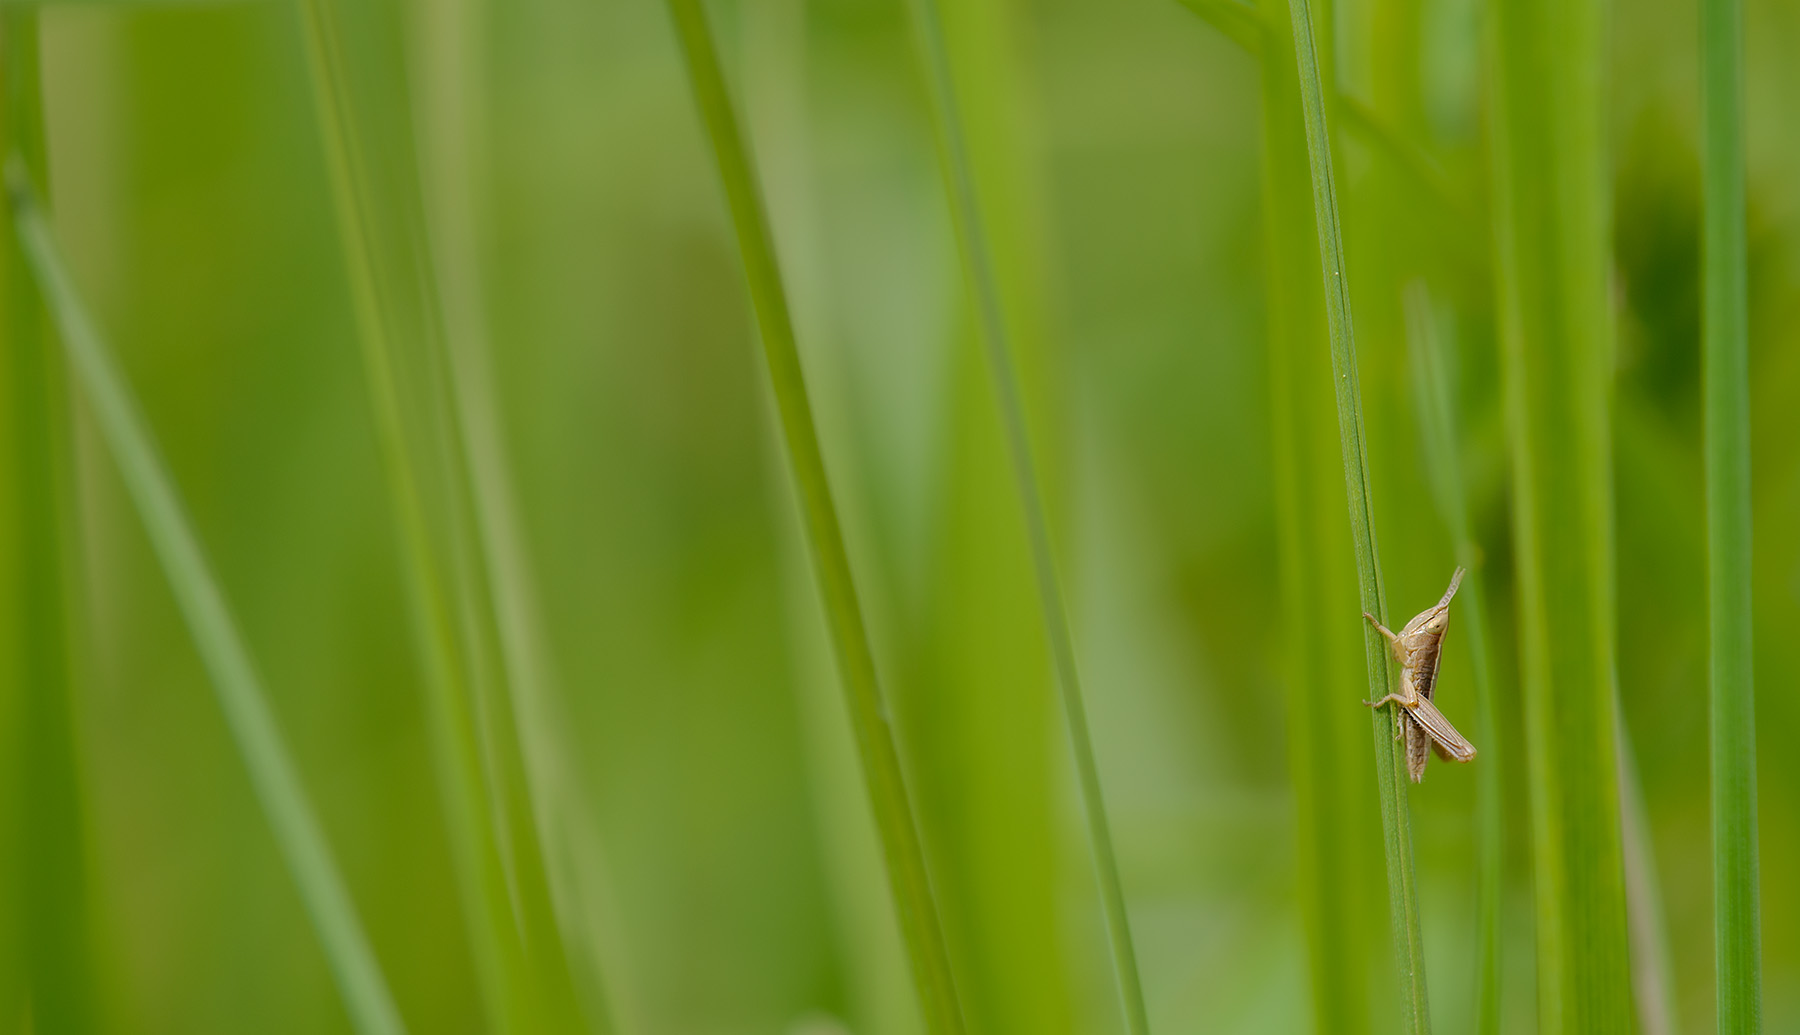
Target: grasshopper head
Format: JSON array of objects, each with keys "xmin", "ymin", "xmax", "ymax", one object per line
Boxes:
[{"xmin": 1421, "ymin": 608, "xmax": 1450, "ymax": 637}]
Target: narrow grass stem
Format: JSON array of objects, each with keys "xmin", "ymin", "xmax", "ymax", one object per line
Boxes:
[
  {"xmin": 1404, "ymin": 284, "xmax": 1502, "ymax": 1035},
  {"xmin": 7, "ymin": 161, "xmax": 406, "ymax": 1035},
  {"xmin": 899, "ymin": 0, "xmax": 1150, "ymax": 1030},
  {"xmin": 1283, "ymin": 1, "xmax": 1430, "ymax": 1030},
  {"xmin": 1257, "ymin": 1, "xmax": 1383, "ymax": 1027},
  {"xmin": 1, "ymin": 15, "xmax": 100, "ymax": 1031},
  {"xmin": 1701, "ymin": 0, "xmax": 1762, "ymax": 1029},
  {"xmin": 662, "ymin": 2, "xmax": 966, "ymax": 1030}
]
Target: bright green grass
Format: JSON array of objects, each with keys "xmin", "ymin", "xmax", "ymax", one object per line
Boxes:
[{"xmin": 0, "ymin": 0, "xmax": 1791, "ymax": 1032}]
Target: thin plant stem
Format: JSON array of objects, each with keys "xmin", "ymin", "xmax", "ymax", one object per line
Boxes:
[
  {"xmin": 1257, "ymin": 0, "xmax": 1384, "ymax": 1028},
  {"xmin": 1701, "ymin": 0, "xmax": 1762, "ymax": 1029},
  {"xmin": 1283, "ymin": 0, "xmax": 1430, "ymax": 1030},
  {"xmin": 7, "ymin": 161, "xmax": 406, "ymax": 1035},
  {"xmin": 899, "ymin": 0, "xmax": 1150, "ymax": 1030},
  {"xmin": 1404, "ymin": 284, "xmax": 1502, "ymax": 1035},
  {"xmin": 661, "ymin": 1, "xmax": 967, "ymax": 1030}
]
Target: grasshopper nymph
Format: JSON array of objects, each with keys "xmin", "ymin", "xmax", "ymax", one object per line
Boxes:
[{"xmin": 1363, "ymin": 567, "xmax": 1477, "ymax": 783}]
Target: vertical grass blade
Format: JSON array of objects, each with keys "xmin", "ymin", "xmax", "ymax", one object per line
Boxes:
[
  {"xmin": 1404, "ymin": 285, "xmax": 1504, "ymax": 1035},
  {"xmin": 661, "ymin": 2, "xmax": 966, "ymax": 1030},
  {"xmin": 1256, "ymin": 0, "xmax": 1385, "ymax": 1029},
  {"xmin": 6, "ymin": 163, "xmax": 405, "ymax": 1035},
  {"xmin": 1701, "ymin": 0, "xmax": 1763, "ymax": 1028},
  {"xmin": 1486, "ymin": 0, "xmax": 1634, "ymax": 1029},
  {"xmin": 404, "ymin": 0, "xmax": 622, "ymax": 1027},
  {"xmin": 1282, "ymin": 1, "xmax": 1430, "ymax": 1030},
  {"xmin": 293, "ymin": 2, "xmax": 586, "ymax": 1030},
  {"xmin": 898, "ymin": 0, "xmax": 1150, "ymax": 1030},
  {"xmin": 0, "ymin": 15, "xmax": 101, "ymax": 1033},
  {"xmin": 739, "ymin": 5, "xmax": 932, "ymax": 1031}
]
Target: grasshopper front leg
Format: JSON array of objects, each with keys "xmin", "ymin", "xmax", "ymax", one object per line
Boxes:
[
  {"xmin": 1360, "ymin": 613, "xmax": 1414, "ymax": 709},
  {"xmin": 1362, "ymin": 612, "xmax": 1405, "ymax": 658},
  {"xmin": 1360, "ymin": 613, "xmax": 1416, "ymax": 741}
]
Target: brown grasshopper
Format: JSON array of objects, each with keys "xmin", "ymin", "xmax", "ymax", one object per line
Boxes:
[{"xmin": 1362, "ymin": 567, "xmax": 1477, "ymax": 782}]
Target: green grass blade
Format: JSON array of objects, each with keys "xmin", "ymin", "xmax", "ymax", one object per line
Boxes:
[
  {"xmin": 661, "ymin": 1, "xmax": 966, "ymax": 1030},
  {"xmin": 1281, "ymin": 1, "xmax": 1430, "ymax": 1030},
  {"xmin": 1404, "ymin": 285, "xmax": 1503, "ymax": 1035},
  {"xmin": 405, "ymin": 1, "xmax": 621, "ymax": 1026},
  {"xmin": 6, "ymin": 162, "xmax": 406, "ymax": 1035},
  {"xmin": 293, "ymin": 2, "xmax": 586, "ymax": 1030},
  {"xmin": 1486, "ymin": 0, "xmax": 1633, "ymax": 1029},
  {"xmin": 1701, "ymin": 0, "xmax": 1763, "ymax": 1029},
  {"xmin": 899, "ymin": 0, "xmax": 1150, "ymax": 1030},
  {"xmin": 1, "ymin": 14, "xmax": 101, "ymax": 1033},
  {"xmin": 1257, "ymin": 0, "xmax": 1383, "ymax": 1026}
]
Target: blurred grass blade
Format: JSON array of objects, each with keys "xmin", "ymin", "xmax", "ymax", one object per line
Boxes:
[
  {"xmin": 1166, "ymin": 0, "xmax": 1465, "ymax": 234},
  {"xmin": 404, "ymin": 0, "xmax": 622, "ymax": 1026},
  {"xmin": 6, "ymin": 160, "xmax": 406, "ymax": 1035},
  {"xmin": 1282, "ymin": 0, "xmax": 1430, "ymax": 1030},
  {"xmin": 1171, "ymin": 0, "xmax": 1265, "ymax": 52},
  {"xmin": 899, "ymin": 0, "xmax": 1150, "ymax": 1030},
  {"xmin": 1486, "ymin": 0, "xmax": 1634, "ymax": 1029},
  {"xmin": 1404, "ymin": 285, "xmax": 1502, "ymax": 1035},
  {"xmin": 294, "ymin": 1, "xmax": 586, "ymax": 1030},
  {"xmin": 661, "ymin": 1, "xmax": 967, "ymax": 1030},
  {"xmin": 1, "ymin": 12, "xmax": 101, "ymax": 1032},
  {"xmin": 1701, "ymin": 0, "xmax": 1763, "ymax": 1029}
]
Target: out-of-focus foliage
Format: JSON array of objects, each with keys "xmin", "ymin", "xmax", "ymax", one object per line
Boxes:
[{"xmin": 0, "ymin": 0, "xmax": 1793, "ymax": 1031}]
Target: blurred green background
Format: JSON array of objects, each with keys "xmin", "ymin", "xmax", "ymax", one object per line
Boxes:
[{"xmin": 0, "ymin": 0, "xmax": 1795, "ymax": 1032}]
